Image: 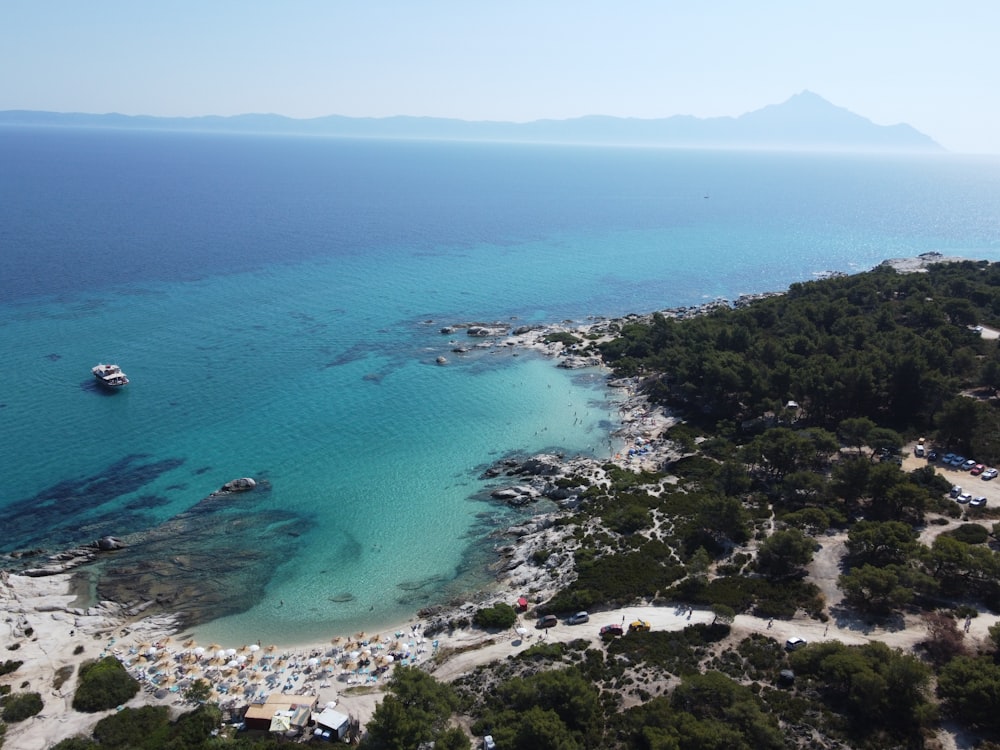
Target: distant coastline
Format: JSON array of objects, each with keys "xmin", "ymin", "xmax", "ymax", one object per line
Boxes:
[{"xmin": 0, "ymin": 91, "xmax": 944, "ymax": 152}]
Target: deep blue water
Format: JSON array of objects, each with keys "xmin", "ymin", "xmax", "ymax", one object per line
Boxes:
[{"xmin": 2, "ymin": 127, "xmax": 999, "ymax": 643}]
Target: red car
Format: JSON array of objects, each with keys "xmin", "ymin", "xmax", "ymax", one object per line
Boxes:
[
  {"xmin": 600, "ymin": 624, "xmax": 624, "ymax": 638},
  {"xmin": 971, "ymin": 464, "xmax": 986, "ymax": 475}
]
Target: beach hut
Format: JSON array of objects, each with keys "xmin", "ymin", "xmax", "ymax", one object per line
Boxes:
[
  {"xmin": 243, "ymin": 693, "xmax": 318, "ymax": 732},
  {"xmin": 313, "ymin": 707, "xmax": 350, "ymax": 739}
]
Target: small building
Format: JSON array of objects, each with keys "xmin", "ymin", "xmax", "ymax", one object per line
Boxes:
[
  {"xmin": 313, "ymin": 706, "xmax": 350, "ymax": 740},
  {"xmin": 243, "ymin": 693, "xmax": 317, "ymax": 733}
]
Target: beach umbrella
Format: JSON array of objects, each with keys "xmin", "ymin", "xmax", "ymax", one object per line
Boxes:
[
  {"xmin": 266, "ymin": 644, "xmax": 276, "ymax": 652},
  {"xmin": 331, "ymin": 636, "xmax": 344, "ymax": 645},
  {"xmin": 515, "ymin": 627, "xmax": 527, "ymax": 635},
  {"xmin": 354, "ymin": 631, "xmax": 366, "ymax": 641},
  {"xmin": 216, "ymin": 649, "xmax": 228, "ymax": 660},
  {"xmin": 343, "ymin": 661, "xmax": 358, "ymax": 672},
  {"xmin": 208, "ymin": 643, "xmax": 222, "ymax": 651},
  {"xmin": 183, "ymin": 639, "xmax": 197, "ymax": 648},
  {"xmin": 236, "ymin": 654, "xmax": 247, "ymax": 664},
  {"xmin": 249, "ymin": 644, "xmax": 260, "ymax": 652},
  {"xmin": 193, "ymin": 646, "xmax": 206, "ymax": 658},
  {"xmin": 308, "ymin": 657, "xmax": 319, "ymax": 667},
  {"xmin": 348, "ymin": 650, "xmax": 361, "ymax": 660},
  {"xmin": 226, "ymin": 648, "xmax": 237, "ymax": 657},
  {"xmin": 371, "ymin": 633, "xmax": 382, "ymax": 643}
]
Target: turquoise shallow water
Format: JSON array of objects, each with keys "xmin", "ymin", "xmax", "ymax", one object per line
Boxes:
[{"xmin": 2, "ymin": 129, "xmax": 999, "ymax": 643}]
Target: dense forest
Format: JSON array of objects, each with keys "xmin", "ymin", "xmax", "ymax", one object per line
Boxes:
[{"xmin": 11, "ymin": 260, "xmax": 1000, "ymax": 749}]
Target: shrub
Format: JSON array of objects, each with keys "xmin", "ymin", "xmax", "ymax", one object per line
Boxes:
[
  {"xmin": 54, "ymin": 665, "xmax": 74, "ymax": 691},
  {"xmin": 72, "ymin": 656, "xmax": 139, "ymax": 712},
  {"xmin": 93, "ymin": 705, "xmax": 170, "ymax": 747},
  {"xmin": 50, "ymin": 739, "xmax": 99, "ymax": 750},
  {"xmin": 543, "ymin": 331, "xmax": 583, "ymax": 346},
  {"xmin": 2, "ymin": 691, "xmax": 43, "ymax": 722},
  {"xmin": 948, "ymin": 523, "xmax": 990, "ymax": 545},
  {"xmin": 473, "ymin": 602, "xmax": 518, "ymax": 630},
  {"xmin": 0, "ymin": 660, "xmax": 22, "ymax": 676}
]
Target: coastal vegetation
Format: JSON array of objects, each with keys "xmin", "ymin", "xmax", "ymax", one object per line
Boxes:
[
  {"xmin": 71, "ymin": 656, "xmax": 140, "ymax": 713},
  {"xmin": 445, "ymin": 260, "xmax": 1000, "ymax": 748},
  {"xmin": 1, "ymin": 690, "xmax": 42, "ymax": 722}
]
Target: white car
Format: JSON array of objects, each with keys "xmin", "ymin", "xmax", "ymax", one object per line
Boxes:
[
  {"xmin": 483, "ymin": 735, "xmax": 496, "ymax": 750},
  {"xmin": 785, "ymin": 637, "xmax": 807, "ymax": 651},
  {"xmin": 957, "ymin": 493, "xmax": 973, "ymax": 504},
  {"xmin": 982, "ymin": 468, "xmax": 998, "ymax": 480},
  {"xmin": 971, "ymin": 496, "xmax": 988, "ymax": 508}
]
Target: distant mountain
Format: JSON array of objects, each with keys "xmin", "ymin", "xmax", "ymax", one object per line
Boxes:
[{"xmin": 0, "ymin": 92, "xmax": 943, "ymax": 152}]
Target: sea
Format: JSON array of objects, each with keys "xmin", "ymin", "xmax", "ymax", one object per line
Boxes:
[{"xmin": 2, "ymin": 127, "xmax": 999, "ymax": 645}]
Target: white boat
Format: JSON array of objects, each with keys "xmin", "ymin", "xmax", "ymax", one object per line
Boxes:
[{"xmin": 92, "ymin": 363, "xmax": 129, "ymax": 388}]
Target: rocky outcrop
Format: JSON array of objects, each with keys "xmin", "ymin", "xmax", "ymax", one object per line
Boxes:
[
  {"xmin": 490, "ymin": 485, "xmax": 541, "ymax": 506},
  {"xmin": 481, "ymin": 453, "xmax": 604, "ymax": 509},
  {"xmin": 467, "ymin": 325, "xmax": 508, "ymax": 338},
  {"xmin": 557, "ymin": 355, "xmax": 602, "ymax": 369},
  {"xmin": 97, "ymin": 535, "xmax": 125, "ymax": 551},
  {"xmin": 218, "ymin": 477, "xmax": 257, "ymax": 493}
]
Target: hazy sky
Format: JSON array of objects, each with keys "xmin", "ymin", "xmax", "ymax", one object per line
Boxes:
[{"xmin": 3, "ymin": 1, "xmax": 998, "ymax": 153}]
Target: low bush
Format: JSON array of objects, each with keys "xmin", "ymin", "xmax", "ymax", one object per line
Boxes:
[
  {"xmin": 948, "ymin": 523, "xmax": 990, "ymax": 545},
  {"xmin": 2, "ymin": 691, "xmax": 43, "ymax": 722},
  {"xmin": 93, "ymin": 705, "xmax": 171, "ymax": 747},
  {"xmin": 0, "ymin": 660, "xmax": 22, "ymax": 677},
  {"xmin": 72, "ymin": 656, "xmax": 139, "ymax": 713},
  {"xmin": 473, "ymin": 602, "xmax": 518, "ymax": 630}
]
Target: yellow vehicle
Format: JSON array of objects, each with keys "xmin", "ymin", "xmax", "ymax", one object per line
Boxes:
[{"xmin": 628, "ymin": 619, "xmax": 651, "ymax": 633}]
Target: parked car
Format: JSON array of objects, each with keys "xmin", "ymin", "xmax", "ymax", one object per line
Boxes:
[
  {"xmin": 971, "ymin": 464, "xmax": 986, "ymax": 475},
  {"xmin": 483, "ymin": 735, "xmax": 497, "ymax": 750},
  {"xmin": 971, "ymin": 496, "xmax": 988, "ymax": 507},
  {"xmin": 982, "ymin": 468, "xmax": 998, "ymax": 480},
  {"xmin": 963, "ymin": 459, "xmax": 978, "ymax": 471},
  {"xmin": 914, "ymin": 444, "xmax": 925, "ymax": 457},
  {"xmin": 950, "ymin": 485, "xmax": 963, "ymax": 498},
  {"xmin": 536, "ymin": 614, "xmax": 558, "ymax": 629},
  {"xmin": 942, "ymin": 452, "xmax": 957, "ymax": 465},
  {"xmin": 951, "ymin": 455, "xmax": 967, "ymax": 467},
  {"xmin": 785, "ymin": 637, "xmax": 807, "ymax": 651},
  {"xmin": 628, "ymin": 619, "xmax": 651, "ymax": 633},
  {"xmin": 927, "ymin": 450, "xmax": 939, "ymax": 462},
  {"xmin": 567, "ymin": 611, "xmax": 589, "ymax": 625},
  {"xmin": 600, "ymin": 624, "xmax": 624, "ymax": 638},
  {"xmin": 958, "ymin": 493, "xmax": 973, "ymax": 504}
]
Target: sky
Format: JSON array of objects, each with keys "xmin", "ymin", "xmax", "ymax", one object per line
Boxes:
[{"xmin": 2, "ymin": 1, "xmax": 999, "ymax": 154}]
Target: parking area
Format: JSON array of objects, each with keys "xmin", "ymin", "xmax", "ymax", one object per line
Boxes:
[{"xmin": 901, "ymin": 442, "xmax": 1000, "ymax": 513}]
